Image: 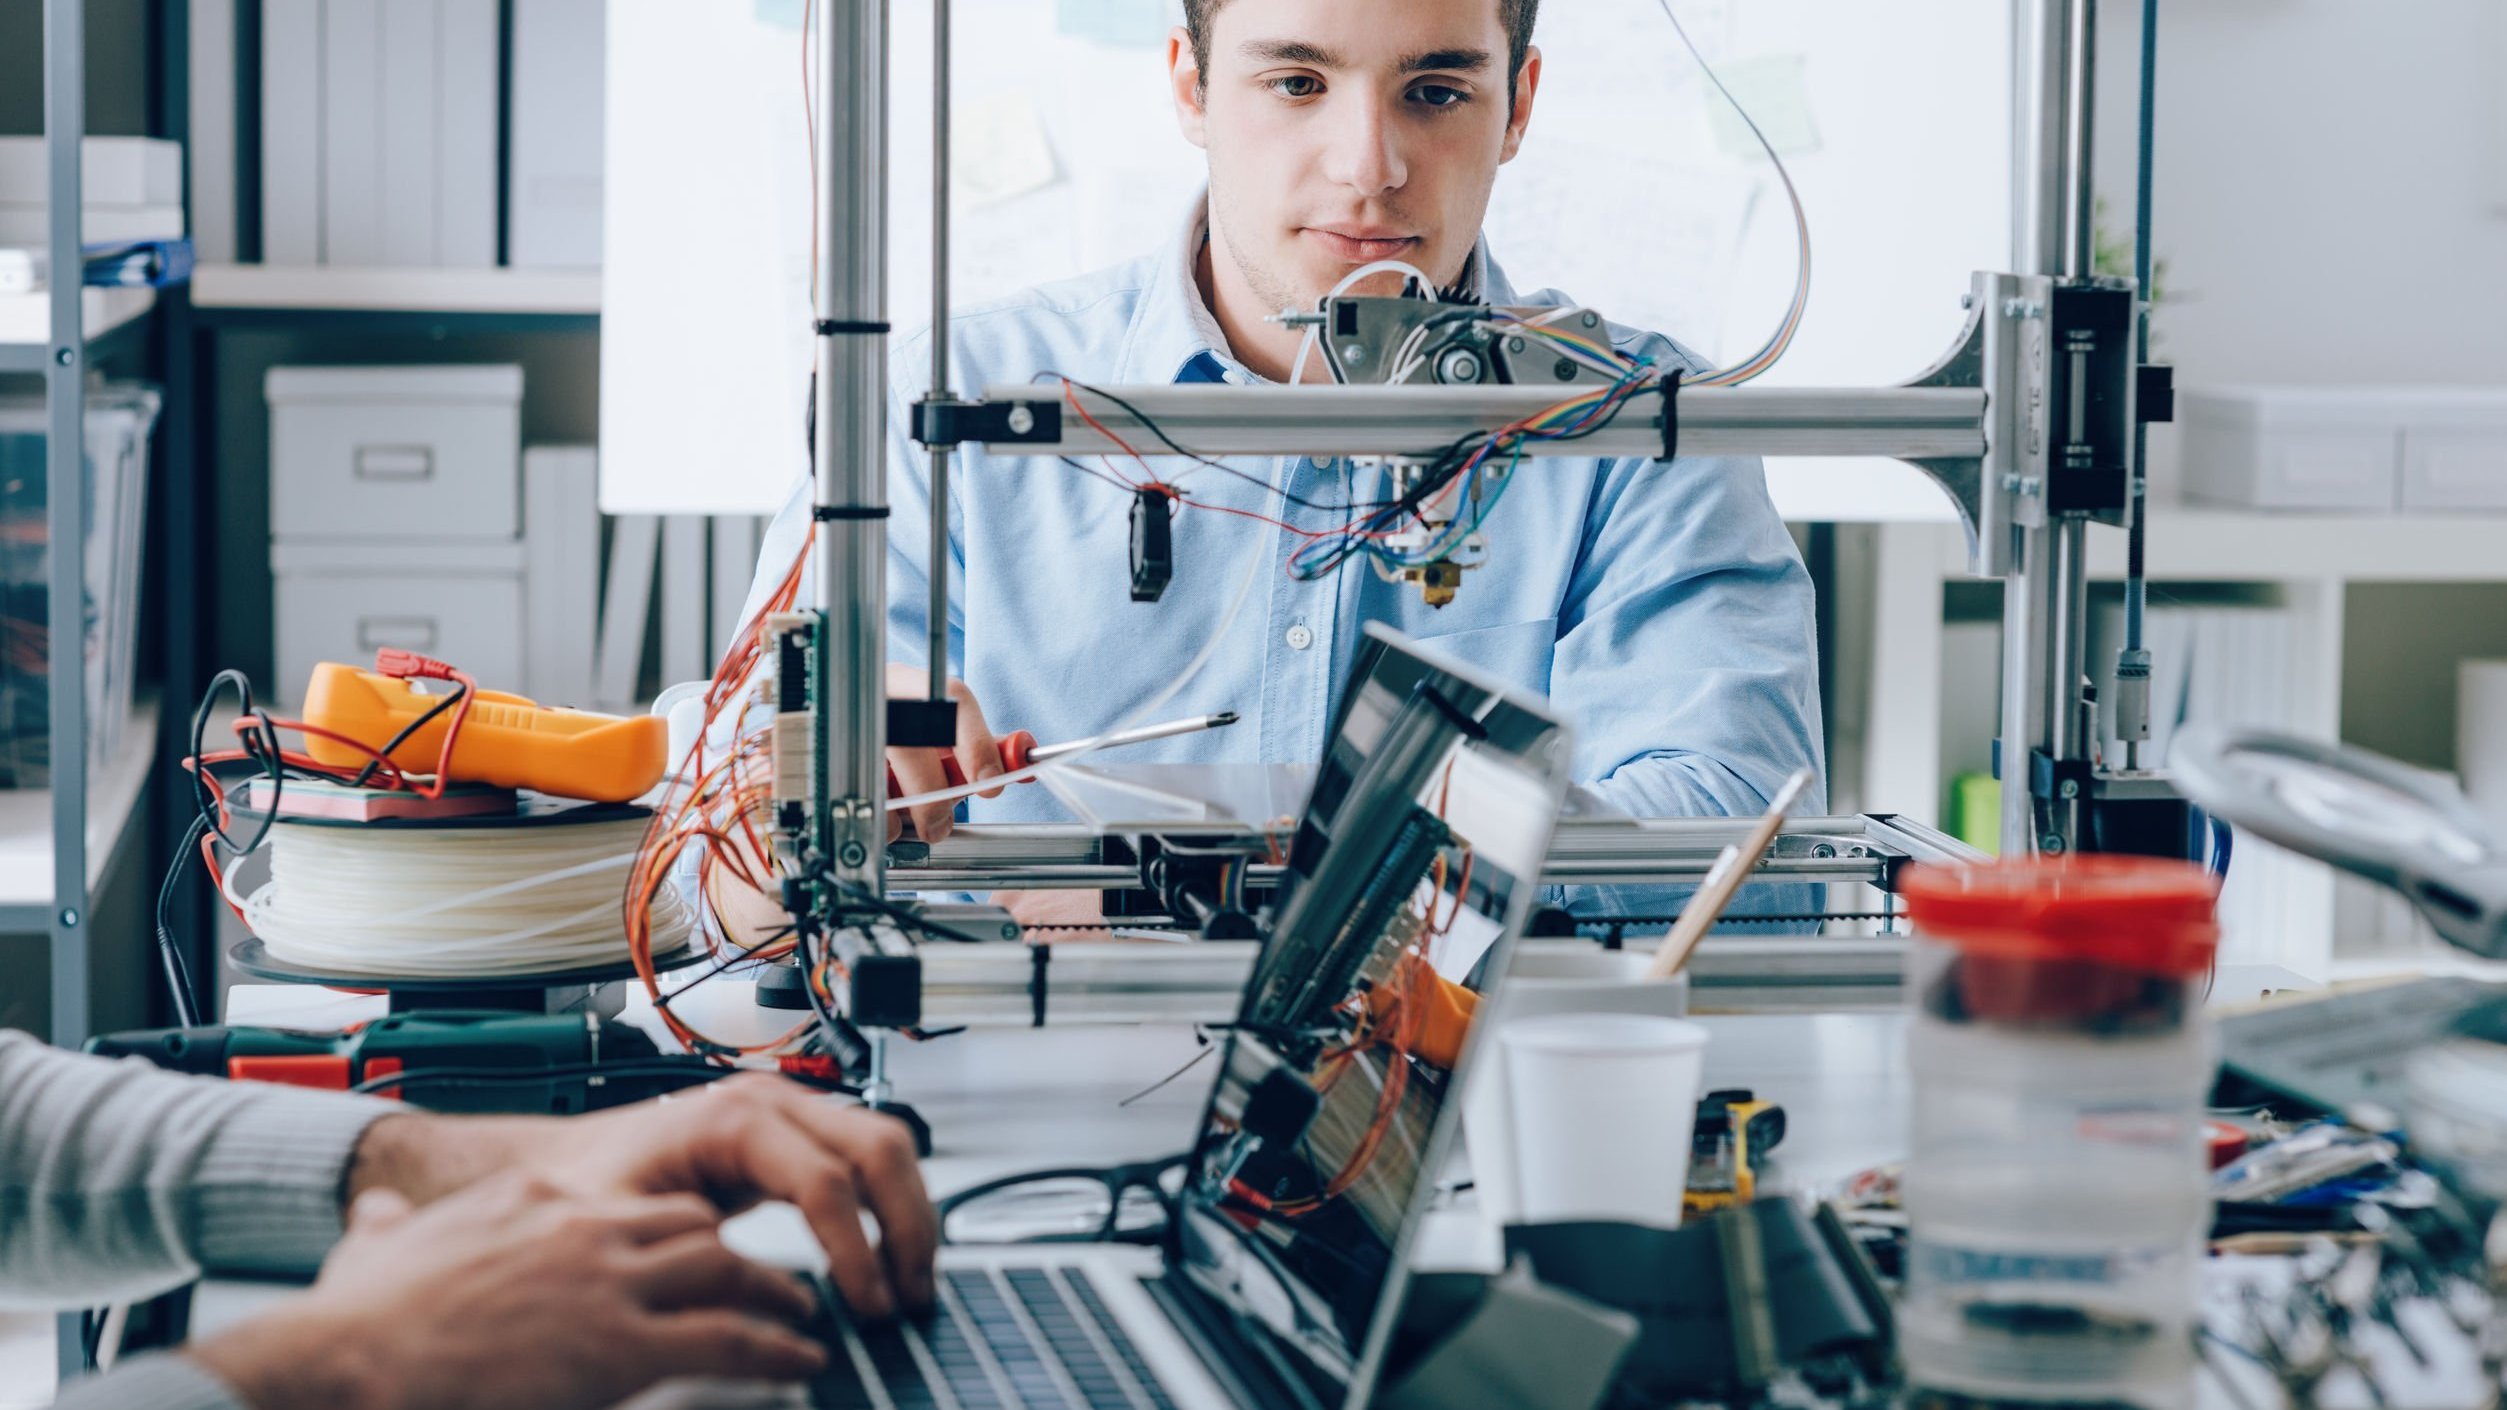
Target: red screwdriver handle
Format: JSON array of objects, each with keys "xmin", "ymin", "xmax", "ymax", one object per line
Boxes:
[{"xmin": 886, "ymin": 729, "xmax": 1040, "ymax": 798}]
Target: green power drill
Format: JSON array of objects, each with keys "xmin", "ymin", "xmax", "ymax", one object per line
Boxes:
[{"xmin": 86, "ymin": 1011, "xmax": 849, "ymax": 1114}]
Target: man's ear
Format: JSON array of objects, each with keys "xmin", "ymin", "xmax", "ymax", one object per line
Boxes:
[
  {"xmin": 1169, "ymin": 26, "xmax": 1211, "ymax": 150},
  {"xmin": 1499, "ymin": 45, "xmax": 1542, "ymax": 164}
]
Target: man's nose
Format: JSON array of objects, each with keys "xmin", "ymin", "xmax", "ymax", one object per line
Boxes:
[{"xmin": 1320, "ymin": 97, "xmax": 1407, "ymax": 197}]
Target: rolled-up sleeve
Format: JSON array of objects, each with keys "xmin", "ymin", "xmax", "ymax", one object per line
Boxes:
[
  {"xmin": 0, "ymin": 1031, "xmax": 396, "ymax": 1310},
  {"xmin": 1552, "ymin": 438, "xmax": 1828, "ymax": 922}
]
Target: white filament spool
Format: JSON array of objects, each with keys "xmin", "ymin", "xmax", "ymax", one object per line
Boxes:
[{"xmin": 236, "ymin": 809, "xmax": 695, "ymax": 978}]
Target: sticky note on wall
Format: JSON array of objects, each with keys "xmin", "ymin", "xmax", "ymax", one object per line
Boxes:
[
  {"xmin": 1057, "ymin": 0, "xmax": 1176, "ymax": 50},
  {"xmin": 1703, "ymin": 53, "xmax": 1823, "ymax": 162}
]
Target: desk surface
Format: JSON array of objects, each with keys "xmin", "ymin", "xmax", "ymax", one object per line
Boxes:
[{"xmin": 198, "ymin": 990, "xmax": 2461, "ymax": 1407}]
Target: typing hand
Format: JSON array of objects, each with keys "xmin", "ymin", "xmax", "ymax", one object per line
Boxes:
[
  {"xmin": 190, "ymin": 1173, "xmax": 825, "ymax": 1410},
  {"xmin": 352, "ymin": 1074, "xmax": 937, "ymax": 1321}
]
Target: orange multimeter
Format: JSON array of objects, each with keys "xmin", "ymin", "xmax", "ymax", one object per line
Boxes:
[{"xmin": 299, "ymin": 661, "xmax": 667, "ymax": 804}]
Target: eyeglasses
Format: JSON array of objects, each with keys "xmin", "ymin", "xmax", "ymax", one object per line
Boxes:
[{"xmin": 938, "ymin": 1154, "xmax": 1190, "ymax": 1247}]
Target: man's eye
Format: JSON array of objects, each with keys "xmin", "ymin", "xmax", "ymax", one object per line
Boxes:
[
  {"xmin": 1410, "ymin": 84, "xmax": 1470, "ymax": 108},
  {"xmin": 1267, "ymin": 75, "xmax": 1323, "ymax": 99}
]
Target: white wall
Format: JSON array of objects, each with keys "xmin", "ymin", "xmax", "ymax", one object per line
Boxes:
[{"xmin": 2095, "ymin": 1, "xmax": 2507, "ymax": 489}]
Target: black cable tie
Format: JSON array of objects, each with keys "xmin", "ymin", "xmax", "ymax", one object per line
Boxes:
[
  {"xmin": 813, "ymin": 319, "xmax": 892, "ymax": 336},
  {"xmin": 1659, "ymin": 366, "xmax": 1685, "ymax": 462},
  {"xmin": 812, "ymin": 506, "xmax": 892, "ymax": 522}
]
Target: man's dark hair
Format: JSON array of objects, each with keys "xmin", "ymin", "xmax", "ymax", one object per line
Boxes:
[{"xmin": 1182, "ymin": 0, "xmax": 1541, "ymax": 94}]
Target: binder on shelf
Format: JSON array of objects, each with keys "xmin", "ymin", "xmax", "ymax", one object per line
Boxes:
[
  {"xmin": 437, "ymin": 0, "xmax": 501, "ymax": 267},
  {"xmin": 190, "ymin": 0, "xmax": 239, "ymax": 262},
  {"xmin": 508, "ymin": 0, "xmax": 607, "ymax": 269},
  {"xmin": 319, "ymin": 0, "xmax": 384, "ymax": 266},
  {"xmin": 378, "ymin": 0, "xmax": 443, "ymax": 267},
  {"xmin": 261, "ymin": 0, "xmax": 322, "ymax": 265},
  {"xmin": 523, "ymin": 446, "xmax": 601, "ymax": 708}
]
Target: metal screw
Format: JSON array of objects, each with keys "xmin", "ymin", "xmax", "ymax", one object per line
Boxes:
[
  {"xmin": 1960, "ymin": 292, "xmax": 1975, "ymax": 310},
  {"xmin": 1579, "ymin": 312, "xmax": 1601, "ymax": 330},
  {"xmin": 1810, "ymin": 843, "xmax": 1838, "ymax": 859},
  {"xmin": 1343, "ymin": 345, "xmax": 1368, "ymax": 365},
  {"xmin": 2059, "ymin": 779, "xmax": 2080, "ymax": 799},
  {"xmin": 57, "ymin": 908, "xmax": 78, "ymax": 928},
  {"xmin": 1507, "ymin": 337, "xmax": 1527, "ymax": 354},
  {"xmin": 838, "ymin": 841, "xmax": 868, "ymax": 868},
  {"xmin": 2039, "ymin": 833, "xmax": 2067, "ymax": 854},
  {"xmin": 1436, "ymin": 349, "xmax": 1484, "ymax": 384},
  {"xmin": 1005, "ymin": 405, "xmax": 1035, "ymax": 435},
  {"xmin": 1553, "ymin": 358, "xmax": 1578, "ymax": 382},
  {"xmin": 53, "ymin": 348, "xmax": 72, "ymax": 367}
]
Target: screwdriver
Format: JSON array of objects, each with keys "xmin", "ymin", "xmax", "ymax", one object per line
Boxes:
[{"xmin": 887, "ymin": 711, "xmax": 1239, "ymax": 796}]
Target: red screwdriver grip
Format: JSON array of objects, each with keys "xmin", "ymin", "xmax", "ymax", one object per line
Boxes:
[{"xmin": 885, "ymin": 730, "xmax": 1040, "ymax": 798}]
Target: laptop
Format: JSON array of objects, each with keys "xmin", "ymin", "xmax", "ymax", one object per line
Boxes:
[{"xmin": 808, "ymin": 623, "xmax": 1577, "ymax": 1410}]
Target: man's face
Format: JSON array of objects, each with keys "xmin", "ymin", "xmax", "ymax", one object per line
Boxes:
[{"xmin": 1171, "ymin": 0, "xmax": 1541, "ymax": 315}]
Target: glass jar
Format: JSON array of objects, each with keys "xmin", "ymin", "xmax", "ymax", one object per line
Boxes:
[{"xmin": 1896, "ymin": 857, "xmax": 2221, "ymax": 1410}]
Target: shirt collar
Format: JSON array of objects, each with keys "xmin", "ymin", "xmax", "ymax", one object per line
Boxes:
[{"xmin": 1138, "ymin": 189, "xmax": 1520, "ymax": 386}]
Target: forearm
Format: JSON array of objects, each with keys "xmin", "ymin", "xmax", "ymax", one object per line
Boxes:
[
  {"xmin": 345, "ymin": 1111, "xmax": 557, "ymax": 1207},
  {"xmin": 55, "ymin": 1352, "xmax": 263, "ymax": 1410},
  {"xmin": 0, "ymin": 1032, "xmax": 395, "ymax": 1307}
]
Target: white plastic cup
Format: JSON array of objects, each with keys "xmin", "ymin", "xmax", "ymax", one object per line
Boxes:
[
  {"xmin": 1495, "ymin": 1012, "xmax": 1710, "ymax": 1229},
  {"xmin": 1465, "ymin": 951, "xmax": 1692, "ymax": 1228}
]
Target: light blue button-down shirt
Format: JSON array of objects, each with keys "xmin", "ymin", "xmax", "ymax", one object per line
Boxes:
[{"xmin": 741, "ymin": 196, "xmax": 1826, "ymax": 920}]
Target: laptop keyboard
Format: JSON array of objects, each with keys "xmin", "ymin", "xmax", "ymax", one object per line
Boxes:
[{"xmin": 811, "ymin": 1266, "xmax": 1184, "ymax": 1410}]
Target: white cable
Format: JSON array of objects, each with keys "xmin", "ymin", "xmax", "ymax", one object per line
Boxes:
[
  {"xmin": 238, "ymin": 813, "xmax": 695, "ymax": 978},
  {"xmin": 1653, "ymin": 0, "xmax": 1812, "ymax": 386}
]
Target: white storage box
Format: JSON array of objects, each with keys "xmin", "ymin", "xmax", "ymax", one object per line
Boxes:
[
  {"xmin": 266, "ymin": 365, "xmax": 524, "ymax": 541},
  {"xmin": 2181, "ymin": 386, "xmax": 2507, "ymax": 513},
  {"xmin": 0, "ymin": 136, "xmax": 183, "ymax": 207},
  {"xmin": 2401, "ymin": 390, "xmax": 2507, "ymax": 511},
  {"xmin": 272, "ymin": 539, "xmax": 527, "ymax": 703},
  {"xmin": 2180, "ymin": 386, "xmax": 2403, "ymax": 511}
]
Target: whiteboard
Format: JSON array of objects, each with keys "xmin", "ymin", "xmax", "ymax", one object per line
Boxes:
[{"xmin": 601, "ymin": 0, "xmax": 2008, "ymax": 517}]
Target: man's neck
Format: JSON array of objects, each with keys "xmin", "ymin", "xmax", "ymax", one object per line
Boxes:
[{"xmin": 1195, "ymin": 236, "xmax": 1311, "ymax": 384}]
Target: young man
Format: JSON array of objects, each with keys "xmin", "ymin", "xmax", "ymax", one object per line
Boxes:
[
  {"xmin": 3, "ymin": 1031, "xmax": 934, "ymax": 1409},
  {"xmin": 731, "ymin": 0, "xmax": 1824, "ymax": 929}
]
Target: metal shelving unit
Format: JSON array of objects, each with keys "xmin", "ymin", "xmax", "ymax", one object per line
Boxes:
[{"xmin": 31, "ymin": 0, "xmax": 99, "ymax": 1027}]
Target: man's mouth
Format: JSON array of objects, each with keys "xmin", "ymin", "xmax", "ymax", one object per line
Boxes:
[{"xmin": 1300, "ymin": 227, "xmax": 1423, "ymax": 263}]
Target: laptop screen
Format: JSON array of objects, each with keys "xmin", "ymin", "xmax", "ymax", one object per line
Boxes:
[{"xmin": 1174, "ymin": 624, "xmax": 1574, "ymax": 1407}]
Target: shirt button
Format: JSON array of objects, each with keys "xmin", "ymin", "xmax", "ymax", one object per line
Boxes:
[{"xmin": 1285, "ymin": 624, "xmax": 1315, "ymax": 651}]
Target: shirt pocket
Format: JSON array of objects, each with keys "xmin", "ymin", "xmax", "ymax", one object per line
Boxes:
[{"xmin": 1403, "ymin": 615, "xmax": 1559, "ymax": 697}]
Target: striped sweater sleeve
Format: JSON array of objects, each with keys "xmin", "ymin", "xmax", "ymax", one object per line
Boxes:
[{"xmin": 0, "ymin": 1029, "xmax": 397, "ymax": 1309}]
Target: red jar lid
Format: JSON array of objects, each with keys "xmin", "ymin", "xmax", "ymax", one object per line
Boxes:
[{"xmin": 1899, "ymin": 856, "xmax": 2221, "ymax": 978}]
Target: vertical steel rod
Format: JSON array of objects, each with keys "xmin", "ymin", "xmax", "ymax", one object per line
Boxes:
[
  {"xmin": 813, "ymin": 0, "xmax": 890, "ymax": 893},
  {"xmin": 2000, "ymin": 0, "xmax": 2099, "ymax": 856},
  {"xmin": 926, "ymin": 0, "xmax": 952, "ymax": 702},
  {"xmin": 2061, "ymin": 0, "xmax": 2098, "ymax": 281}
]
